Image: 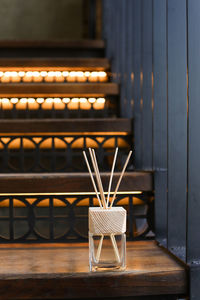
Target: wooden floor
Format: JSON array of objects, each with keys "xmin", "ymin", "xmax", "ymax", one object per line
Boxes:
[{"xmin": 0, "ymin": 241, "xmax": 187, "ymax": 299}]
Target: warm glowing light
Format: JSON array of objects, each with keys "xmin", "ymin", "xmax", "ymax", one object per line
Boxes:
[
  {"xmin": 99, "ymin": 71, "xmax": 107, "ymax": 77},
  {"xmin": 0, "ymin": 70, "xmax": 108, "ymax": 82},
  {"xmin": 10, "ymin": 98, "xmax": 18, "ymax": 104},
  {"xmin": 46, "ymin": 98, "xmax": 53, "ymax": 103},
  {"xmin": 18, "ymin": 71, "xmax": 25, "ymax": 77},
  {"xmin": 62, "ymin": 71, "xmax": 69, "ymax": 77},
  {"xmin": 20, "ymin": 98, "xmax": 27, "ymax": 103},
  {"xmin": 71, "ymin": 98, "xmax": 79, "ymax": 103},
  {"xmin": 47, "ymin": 71, "xmax": 55, "ymax": 77},
  {"xmin": 69, "ymin": 71, "xmax": 76, "ymax": 77},
  {"xmin": 33, "ymin": 71, "xmax": 40, "ymax": 77},
  {"xmin": 4, "ymin": 71, "xmax": 11, "ymax": 77},
  {"xmin": 55, "ymin": 71, "xmax": 62, "ymax": 77},
  {"xmin": 62, "ymin": 98, "xmax": 70, "ymax": 103},
  {"xmin": 36, "ymin": 98, "xmax": 44, "ymax": 104},
  {"xmin": 26, "ymin": 71, "xmax": 33, "ymax": 77},
  {"xmin": 0, "ymin": 97, "xmax": 107, "ymax": 109},
  {"xmin": 54, "ymin": 98, "xmax": 61, "ymax": 103},
  {"xmin": 2, "ymin": 98, "xmax": 9, "ymax": 103},
  {"xmin": 97, "ymin": 98, "xmax": 106, "ymax": 103},
  {"xmin": 40, "ymin": 71, "xmax": 48, "ymax": 77},
  {"xmin": 90, "ymin": 71, "xmax": 98, "ymax": 77},
  {"xmin": 84, "ymin": 71, "xmax": 90, "ymax": 77},
  {"xmin": 88, "ymin": 98, "xmax": 96, "ymax": 103},
  {"xmin": 80, "ymin": 98, "xmax": 87, "ymax": 103},
  {"xmin": 28, "ymin": 98, "xmax": 35, "ymax": 103}
]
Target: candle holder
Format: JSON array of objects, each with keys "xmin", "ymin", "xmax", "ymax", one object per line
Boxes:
[
  {"xmin": 83, "ymin": 147, "xmax": 132, "ymax": 272},
  {"xmin": 89, "ymin": 207, "xmax": 126, "ymax": 271}
]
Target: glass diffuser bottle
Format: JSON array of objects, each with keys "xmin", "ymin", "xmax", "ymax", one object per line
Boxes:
[{"xmin": 89, "ymin": 206, "xmax": 126, "ymax": 271}]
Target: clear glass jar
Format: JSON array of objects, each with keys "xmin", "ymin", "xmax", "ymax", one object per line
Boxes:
[{"xmin": 89, "ymin": 232, "xmax": 126, "ymax": 271}]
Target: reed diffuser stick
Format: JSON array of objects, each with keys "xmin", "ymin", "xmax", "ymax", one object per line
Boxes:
[
  {"xmin": 88, "ymin": 148, "xmax": 105, "ymax": 208},
  {"xmin": 110, "ymin": 151, "xmax": 132, "ymax": 208},
  {"xmin": 96, "ymin": 234, "xmax": 104, "ymax": 263},
  {"xmin": 106, "ymin": 147, "xmax": 118, "ymax": 208},
  {"xmin": 90, "ymin": 148, "xmax": 107, "ymax": 209},
  {"xmin": 83, "ymin": 151, "xmax": 102, "ymax": 208}
]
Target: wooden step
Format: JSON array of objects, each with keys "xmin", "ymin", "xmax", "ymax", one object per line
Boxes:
[
  {"xmin": 0, "ymin": 58, "xmax": 109, "ymax": 70},
  {"xmin": 0, "ymin": 118, "xmax": 131, "ymax": 134},
  {"xmin": 0, "ymin": 39, "xmax": 105, "ymax": 49},
  {"xmin": 0, "ymin": 83, "xmax": 118, "ymax": 97},
  {"xmin": 0, "ymin": 241, "xmax": 187, "ymax": 299},
  {"xmin": 0, "ymin": 171, "xmax": 153, "ymax": 194},
  {"xmin": 0, "ymin": 40, "xmax": 105, "ymax": 58}
]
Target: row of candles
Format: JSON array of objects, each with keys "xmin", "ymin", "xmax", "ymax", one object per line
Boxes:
[
  {"xmin": 0, "ymin": 97, "xmax": 106, "ymax": 110},
  {"xmin": 0, "ymin": 71, "xmax": 108, "ymax": 83}
]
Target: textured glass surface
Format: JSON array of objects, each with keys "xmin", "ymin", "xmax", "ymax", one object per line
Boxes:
[{"xmin": 89, "ymin": 233, "xmax": 126, "ymax": 271}]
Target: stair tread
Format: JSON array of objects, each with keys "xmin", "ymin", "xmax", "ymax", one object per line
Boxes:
[
  {"xmin": 0, "ymin": 118, "xmax": 131, "ymax": 133},
  {"xmin": 0, "ymin": 241, "xmax": 187, "ymax": 298},
  {"xmin": 0, "ymin": 83, "xmax": 118, "ymax": 97},
  {"xmin": 0, "ymin": 57, "xmax": 109, "ymax": 70},
  {"xmin": 0, "ymin": 39, "xmax": 105, "ymax": 49},
  {"xmin": 0, "ymin": 171, "xmax": 153, "ymax": 193}
]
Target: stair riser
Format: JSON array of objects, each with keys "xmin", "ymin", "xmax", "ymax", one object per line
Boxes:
[
  {"xmin": 0, "ymin": 193, "xmax": 153, "ymax": 243},
  {"xmin": 0, "ymin": 134, "xmax": 132, "ymax": 172},
  {"xmin": 0, "ymin": 97, "xmax": 116, "ymax": 119}
]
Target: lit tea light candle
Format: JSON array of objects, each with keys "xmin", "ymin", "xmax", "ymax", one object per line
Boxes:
[
  {"xmin": 16, "ymin": 98, "xmax": 27, "ymax": 110},
  {"xmin": 94, "ymin": 97, "xmax": 106, "ymax": 110},
  {"xmin": 40, "ymin": 71, "xmax": 48, "ymax": 78},
  {"xmin": 68, "ymin": 98, "xmax": 79, "ymax": 109},
  {"xmin": 18, "ymin": 71, "xmax": 25, "ymax": 78},
  {"xmin": 77, "ymin": 71, "xmax": 87, "ymax": 82},
  {"xmin": 80, "ymin": 97, "xmax": 91, "ymax": 110},
  {"xmin": 36, "ymin": 97, "xmax": 44, "ymax": 104},
  {"xmin": 55, "ymin": 71, "xmax": 64, "ymax": 82},
  {"xmin": 32, "ymin": 71, "xmax": 43, "ymax": 82},
  {"xmin": 88, "ymin": 98, "xmax": 96, "ymax": 103},
  {"xmin": 23, "ymin": 71, "xmax": 33, "ymax": 82},
  {"xmin": 44, "ymin": 71, "xmax": 55, "ymax": 82},
  {"xmin": 1, "ymin": 71, "xmax": 11, "ymax": 83},
  {"xmin": 62, "ymin": 98, "xmax": 70, "ymax": 104},
  {"xmin": 42, "ymin": 97, "xmax": 53, "ymax": 110},
  {"xmin": 54, "ymin": 97, "xmax": 65, "ymax": 110},
  {"xmin": 10, "ymin": 71, "xmax": 21, "ymax": 82},
  {"xmin": 88, "ymin": 72, "xmax": 98, "ymax": 82},
  {"xmin": 10, "ymin": 98, "xmax": 19, "ymax": 104},
  {"xmin": 84, "ymin": 71, "xmax": 91, "ymax": 78},
  {"xmin": 27, "ymin": 98, "xmax": 38, "ymax": 110},
  {"xmin": 98, "ymin": 71, "xmax": 108, "ymax": 82},
  {"xmin": 67, "ymin": 71, "xmax": 76, "ymax": 82},
  {"xmin": 1, "ymin": 97, "xmax": 12, "ymax": 109}
]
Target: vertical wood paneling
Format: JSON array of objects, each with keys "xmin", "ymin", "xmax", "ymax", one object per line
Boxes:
[
  {"xmin": 142, "ymin": 0, "xmax": 153, "ymax": 169},
  {"xmin": 187, "ymin": 0, "xmax": 200, "ymax": 264},
  {"xmin": 119, "ymin": 0, "xmax": 127, "ymax": 117},
  {"xmin": 126, "ymin": 0, "xmax": 134, "ymax": 119},
  {"xmin": 132, "ymin": 0, "xmax": 142, "ymax": 168},
  {"xmin": 167, "ymin": 0, "xmax": 187, "ymax": 260},
  {"xmin": 153, "ymin": 0, "xmax": 168, "ymax": 245}
]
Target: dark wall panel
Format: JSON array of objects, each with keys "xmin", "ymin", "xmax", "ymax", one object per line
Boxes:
[
  {"xmin": 153, "ymin": 0, "xmax": 167, "ymax": 245},
  {"xmin": 167, "ymin": 0, "xmax": 187, "ymax": 260},
  {"xmin": 187, "ymin": 0, "xmax": 200, "ymax": 264},
  {"xmin": 142, "ymin": 0, "xmax": 153, "ymax": 169}
]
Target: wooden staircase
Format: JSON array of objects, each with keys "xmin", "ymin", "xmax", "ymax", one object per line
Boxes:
[{"xmin": 0, "ymin": 40, "xmax": 187, "ymax": 299}]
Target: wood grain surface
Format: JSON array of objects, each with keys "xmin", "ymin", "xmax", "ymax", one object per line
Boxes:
[
  {"xmin": 0, "ymin": 58, "xmax": 109, "ymax": 70},
  {"xmin": 0, "ymin": 118, "xmax": 131, "ymax": 134},
  {"xmin": 0, "ymin": 83, "xmax": 118, "ymax": 97},
  {"xmin": 0, "ymin": 171, "xmax": 153, "ymax": 193},
  {"xmin": 0, "ymin": 241, "xmax": 187, "ymax": 299}
]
